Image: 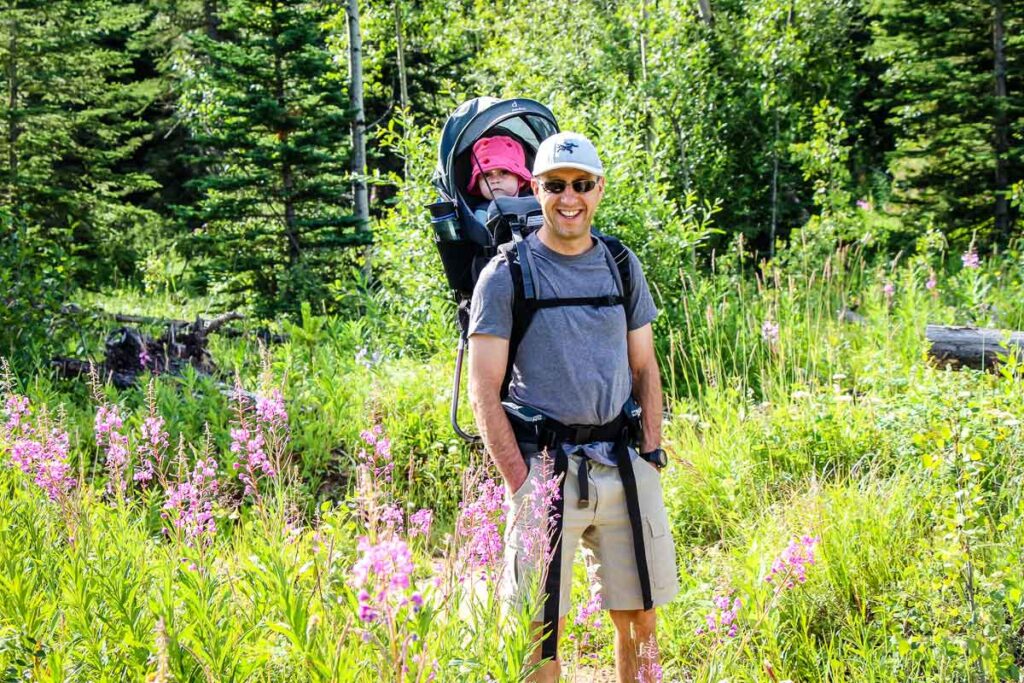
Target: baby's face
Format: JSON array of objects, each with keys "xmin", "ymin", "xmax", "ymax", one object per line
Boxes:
[{"xmin": 477, "ymin": 169, "xmax": 521, "ymax": 200}]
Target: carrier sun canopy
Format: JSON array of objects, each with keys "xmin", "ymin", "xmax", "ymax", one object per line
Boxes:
[{"xmin": 432, "ymin": 97, "xmax": 558, "ymax": 206}]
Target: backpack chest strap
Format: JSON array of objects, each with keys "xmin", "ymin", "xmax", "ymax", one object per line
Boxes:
[{"xmin": 527, "ymin": 294, "xmax": 624, "ymax": 310}]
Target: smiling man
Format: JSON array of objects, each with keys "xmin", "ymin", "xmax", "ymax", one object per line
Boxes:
[{"xmin": 467, "ymin": 132, "xmax": 679, "ymax": 682}]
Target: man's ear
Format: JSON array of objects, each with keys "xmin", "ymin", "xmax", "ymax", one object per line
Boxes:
[{"xmin": 530, "ymin": 178, "xmax": 540, "ymax": 196}]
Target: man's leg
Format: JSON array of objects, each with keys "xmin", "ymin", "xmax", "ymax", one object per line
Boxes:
[
  {"xmin": 525, "ymin": 617, "xmax": 566, "ymax": 682},
  {"xmin": 609, "ymin": 608, "xmax": 658, "ymax": 682}
]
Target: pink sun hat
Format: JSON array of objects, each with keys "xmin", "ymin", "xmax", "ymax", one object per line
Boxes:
[{"xmin": 466, "ymin": 135, "xmax": 532, "ymax": 195}]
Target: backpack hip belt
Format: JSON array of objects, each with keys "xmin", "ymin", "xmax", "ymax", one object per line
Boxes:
[{"xmin": 503, "ymin": 399, "xmax": 653, "ymax": 663}]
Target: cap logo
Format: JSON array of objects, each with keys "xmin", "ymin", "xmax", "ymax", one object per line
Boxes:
[{"xmin": 555, "ymin": 141, "xmax": 578, "ymax": 155}]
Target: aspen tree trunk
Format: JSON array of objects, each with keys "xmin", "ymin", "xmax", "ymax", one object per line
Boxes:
[
  {"xmin": 992, "ymin": 0, "xmax": 1009, "ymax": 238},
  {"xmin": 639, "ymin": 0, "xmax": 653, "ymax": 155},
  {"xmin": 394, "ymin": 1, "xmax": 408, "ymax": 113},
  {"xmin": 346, "ymin": 0, "xmax": 369, "ymax": 231},
  {"xmin": 394, "ymin": 0, "xmax": 410, "ymax": 179},
  {"xmin": 697, "ymin": 0, "xmax": 713, "ymax": 26},
  {"xmin": 769, "ymin": 109, "xmax": 779, "ymax": 258}
]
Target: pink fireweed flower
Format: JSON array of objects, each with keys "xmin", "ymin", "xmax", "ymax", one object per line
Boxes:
[
  {"xmin": 138, "ymin": 345, "xmax": 151, "ymax": 368},
  {"xmin": 638, "ymin": 637, "xmax": 663, "ymax": 682},
  {"xmin": 516, "ymin": 456, "xmax": 562, "ymax": 561},
  {"xmin": 926, "ymin": 271, "xmax": 937, "ymax": 293},
  {"xmin": 574, "ymin": 592, "xmax": 603, "ymax": 628},
  {"xmin": 349, "ymin": 536, "xmax": 419, "ymax": 623},
  {"xmin": 358, "ymin": 424, "xmax": 394, "ymax": 482},
  {"xmin": 380, "ymin": 503, "xmax": 405, "ymax": 533},
  {"xmin": 94, "ymin": 403, "xmax": 130, "ymax": 495},
  {"xmin": 33, "ymin": 428, "xmax": 75, "ymax": 502},
  {"xmin": 255, "ymin": 389, "xmax": 288, "ymax": 429},
  {"xmin": 162, "ymin": 457, "xmax": 219, "ymax": 546},
  {"xmin": 409, "ymin": 508, "xmax": 434, "ymax": 538},
  {"xmin": 230, "ymin": 426, "xmax": 274, "ymax": 496},
  {"xmin": 4, "ymin": 419, "xmax": 76, "ymax": 503},
  {"xmin": 135, "ymin": 415, "xmax": 169, "ymax": 484},
  {"xmin": 961, "ymin": 249, "xmax": 980, "ymax": 270},
  {"xmin": 883, "ymin": 281, "xmax": 895, "ymax": 300},
  {"xmin": 765, "ymin": 534, "xmax": 820, "ymax": 590},
  {"xmin": 3, "ymin": 394, "xmax": 31, "ymax": 437},
  {"xmin": 696, "ymin": 592, "xmax": 741, "ymax": 639},
  {"xmin": 94, "ymin": 404, "xmax": 123, "ymax": 439},
  {"xmin": 761, "ymin": 319, "xmax": 780, "ymax": 344},
  {"xmin": 230, "ymin": 377, "xmax": 288, "ymax": 499},
  {"xmin": 856, "ymin": 199, "xmax": 870, "ymax": 211},
  {"xmin": 10, "ymin": 438, "xmax": 44, "ymax": 474},
  {"xmin": 456, "ymin": 478, "xmax": 507, "ymax": 573}
]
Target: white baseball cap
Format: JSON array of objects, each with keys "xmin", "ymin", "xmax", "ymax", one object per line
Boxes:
[{"xmin": 532, "ymin": 132, "xmax": 604, "ymax": 178}]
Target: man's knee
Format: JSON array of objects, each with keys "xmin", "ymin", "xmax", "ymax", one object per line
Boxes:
[{"xmin": 609, "ymin": 608, "xmax": 657, "ymax": 638}]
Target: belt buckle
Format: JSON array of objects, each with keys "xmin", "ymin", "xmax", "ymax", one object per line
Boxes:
[{"xmin": 573, "ymin": 424, "xmax": 593, "ymax": 444}]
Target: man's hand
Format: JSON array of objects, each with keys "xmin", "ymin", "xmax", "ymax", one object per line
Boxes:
[
  {"xmin": 468, "ymin": 333, "xmax": 529, "ymax": 490},
  {"xmin": 627, "ymin": 323, "xmax": 663, "ymax": 453}
]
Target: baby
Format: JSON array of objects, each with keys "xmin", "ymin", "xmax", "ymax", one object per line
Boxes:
[{"xmin": 467, "ymin": 135, "xmax": 532, "ymax": 224}]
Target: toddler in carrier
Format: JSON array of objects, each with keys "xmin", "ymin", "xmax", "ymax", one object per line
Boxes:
[{"xmin": 466, "ymin": 135, "xmax": 533, "ymax": 224}]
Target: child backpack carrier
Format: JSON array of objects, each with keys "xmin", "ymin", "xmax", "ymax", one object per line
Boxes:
[
  {"xmin": 428, "ymin": 97, "xmax": 651, "ymax": 663},
  {"xmin": 427, "ymin": 96, "xmax": 634, "ymax": 441}
]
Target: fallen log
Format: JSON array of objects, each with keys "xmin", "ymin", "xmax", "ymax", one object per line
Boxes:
[
  {"xmin": 52, "ymin": 312, "xmax": 245, "ymax": 388},
  {"xmin": 926, "ymin": 324, "xmax": 1024, "ymax": 370}
]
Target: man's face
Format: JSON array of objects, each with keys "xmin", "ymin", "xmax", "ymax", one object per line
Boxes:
[{"xmin": 531, "ymin": 168, "xmax": 605, "ymax": 243}]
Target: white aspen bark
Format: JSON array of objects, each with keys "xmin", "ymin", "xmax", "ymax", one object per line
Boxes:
[
  {"xmin": 346, "ymin": 0, "xmax": 369, "ymax": 229},
  {"xmin": 697, "ymin": 0, "xmax": 713, "ymax": 26}
]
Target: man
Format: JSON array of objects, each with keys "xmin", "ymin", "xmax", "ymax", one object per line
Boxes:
[{"xmin": 467, "ymin": 131, "xmax": 679, "ymax": 681}]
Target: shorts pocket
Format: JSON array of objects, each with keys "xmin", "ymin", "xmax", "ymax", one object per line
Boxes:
[
  {"xmin": 644, "ymin": 514, "xmax": 675, "ymax": 590},
  {"xmin": 509, "ymin": 456, "xmax": 536, "ymax": 500}
]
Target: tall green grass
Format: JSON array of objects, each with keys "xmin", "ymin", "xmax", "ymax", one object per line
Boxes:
[{"xmin": 3, "ymin": 242, "xmax": 1024, "ymax": 680}]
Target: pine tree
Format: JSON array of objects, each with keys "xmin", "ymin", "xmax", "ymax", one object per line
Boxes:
[
  {"xmin": 0, "ymin": 0, "xmax": 162, "ymax": 285},
  {"xmin": 179, "ymin": 0, "xmax": 365, "ymax": 315},
  {"xmin": 870, "ymin": 0, "xmax": 1023, "ymax": 243}
]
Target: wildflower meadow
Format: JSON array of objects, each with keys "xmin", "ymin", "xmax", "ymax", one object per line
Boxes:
[{"xmin": 3, "ymin": 235, "xmax": 1024, "ymax": 681}]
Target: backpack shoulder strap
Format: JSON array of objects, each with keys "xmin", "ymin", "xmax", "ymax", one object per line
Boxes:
[
  {"xmin": 596, "ymin": 233, "xmax": 634, "ymax": 315},
  {"xmin": 499, "ymin": 238, "xmax": 537, "ymax": 399}
]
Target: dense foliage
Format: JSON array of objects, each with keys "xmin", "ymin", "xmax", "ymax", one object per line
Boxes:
[
  {"xmin": 4, "ymin": 245, "xmax": 1024, "ymax": 679},
  {"xmin": 0, "ymin": 0, "xmax": 1020, "ymax": 342},
  {"xmin": 1, "ymin": 1, "xmax": 1023, "ymax": 679}
]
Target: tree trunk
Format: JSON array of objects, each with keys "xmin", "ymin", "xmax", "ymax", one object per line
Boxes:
[
  {"xmin": 347, "ymin": 0, "xmax": 369, "ymax": 230},
  {"xmin": 992, "ymin": 0, "xmax": 1009, "ymax": 239},
  {"xmin": 203, "ymin": 0, "xmax": 220, "ymax": 40},
  {"xmin": 5, "ymin": 16, "xmax": 18, "ymax": 197},
  {"xmin": 697, "ymin": 0, "xmax": 713, "ymax": 26},
  {"xmin": 271, "ymin": 0, "xmax": 299, "ymax": 264},
  {"xmin": 394, "ymin": 0, "xmax": 408, "ymax": 113},
  {"xmin": 769, "ymin": 107, "xmax": 779, "ymax": 258},
  {"xmin": 926, "ymin": 324, "xmax": 1024, "ymax": 370},
  {"xmin": 639, "ymin": 0, "xmax": 653, "ymax": 155},
  {"xmin": 394, "ymin": 0, "xmax": 409, "ymax": 179}
]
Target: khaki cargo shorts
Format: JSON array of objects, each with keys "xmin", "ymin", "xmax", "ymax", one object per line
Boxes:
[{"xmin": 502, "ymin": 451, "xmax": 679, "ymax": 617}]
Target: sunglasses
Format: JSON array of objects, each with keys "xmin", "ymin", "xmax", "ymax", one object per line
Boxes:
[{"xmin": 538, "ymin": 178, "xmax": 598, "ymax": 195}]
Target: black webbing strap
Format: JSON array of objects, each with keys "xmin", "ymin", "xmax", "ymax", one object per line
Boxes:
[
  {"xmin": 615, "ymin": 432, "xmax": 654, "ymax": 612},
  {"xmin": 530, "ymin": 294, "xmax": 623, "ymax": 309},
  {"xmin": 540, "ymin": 448, "xmax": 569, "ymax": 662},
  {"xmin": 576, "ymin": 455, "xmax": 590, "ymax": 507},
  {"xmin": 498, "ymin": 232, "xmax": 633, "ymax": 401}
]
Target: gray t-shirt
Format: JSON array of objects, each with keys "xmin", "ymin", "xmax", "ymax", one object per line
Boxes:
[{"xmin": 469, "ymin": 231, "xmax": 657, "ymax": 427}]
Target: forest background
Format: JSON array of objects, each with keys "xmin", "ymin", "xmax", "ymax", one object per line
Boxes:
[{"xmin": 2, "ymin": 0, "xmax": 1024, "ymax": 680}]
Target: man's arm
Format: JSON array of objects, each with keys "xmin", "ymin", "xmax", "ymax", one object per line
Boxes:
[
  {"xmin": 468, "ymin": 333, "xmax": 529, "ymax": 491},
  {"xmin": 627, "ymin": 323, "xmax": 662, "ymax": 453}
]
